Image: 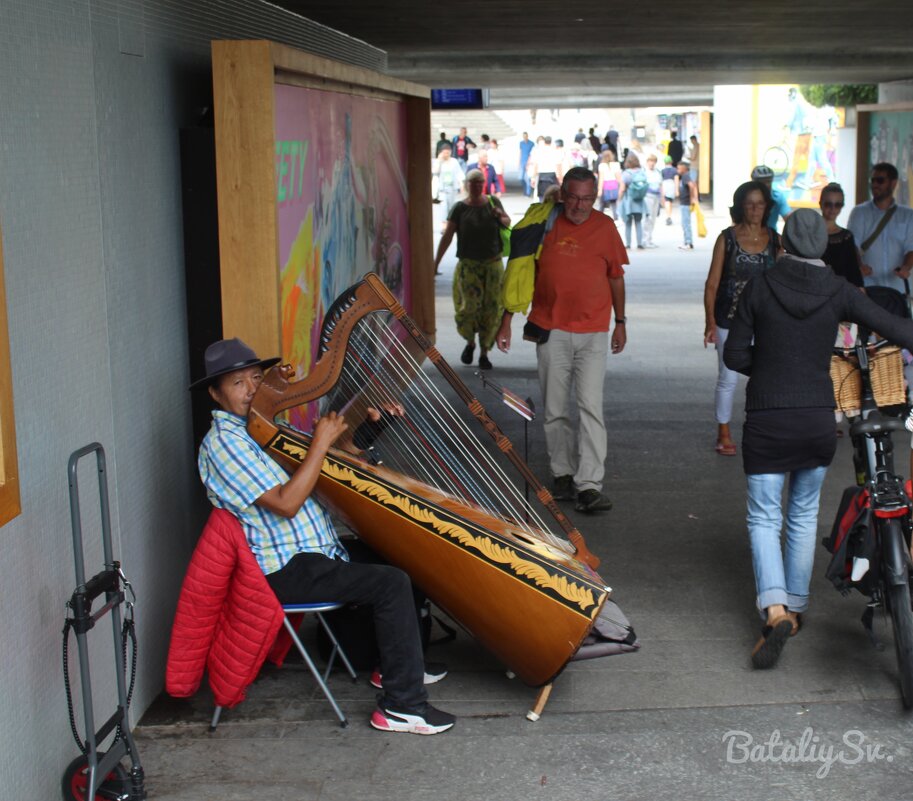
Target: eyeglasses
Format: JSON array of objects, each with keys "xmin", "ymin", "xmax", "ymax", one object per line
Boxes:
[
  {"xmin": 822, "ymin": 201, "xmax": 844, "ymax": 208},
  {"xmin": 564, "ymin": 193, "xmax": 596, "ymax": 204},
  {"xmin": 871, "ymin": 176, "xmax": 890, "ymax": 184}
]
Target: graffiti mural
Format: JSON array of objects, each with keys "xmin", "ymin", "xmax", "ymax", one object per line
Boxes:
[
  {"xmin": 274, "ymin": 84, "xmax": 411, "ymax": 428},
  {"xmin": 868, "ymin": 110, "xmax": 913, "ymax": 207},
  {"xmin": 757, "ymin": 85, "xmax": 842, "ymax": 210}
]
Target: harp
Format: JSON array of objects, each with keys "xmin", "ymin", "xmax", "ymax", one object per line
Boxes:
[{"xmin": 247, "ymin": 273, "xmax": 611, "ymax": 687}]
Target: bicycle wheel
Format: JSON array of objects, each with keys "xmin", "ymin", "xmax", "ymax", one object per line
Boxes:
[
  {"xmin": 763, "ymin": 146, "xmax": 789, "ymax": 177},
  {"xmin": 880, "ymin": 519, "xmax": 913, "ymax": 708}
]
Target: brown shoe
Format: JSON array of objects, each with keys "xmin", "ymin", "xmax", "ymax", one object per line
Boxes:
[
  {"xmin": 751, "ymin": 616, "xmax": 793, "ymax": 669},
  {"xmin": 786, "ymin": 611, "xmax": 802, "ymax": 637}
]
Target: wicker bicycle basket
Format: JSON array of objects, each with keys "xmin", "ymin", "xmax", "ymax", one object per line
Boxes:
[{"xmin": 830, "ymin": 346, "xmax": 906, "ymax": 414}]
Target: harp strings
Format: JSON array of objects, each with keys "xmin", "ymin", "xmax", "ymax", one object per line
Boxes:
[
  {"xmin": 346, "ymin": 320, "xmax": 510, "ymax": 507},
  {"xmin": 329, "ymin": 317, "xmax": 499, "ymax": 502},
  {"xmin": 324, "ymin": 312, "xmax": 572, "ymax": 553}
]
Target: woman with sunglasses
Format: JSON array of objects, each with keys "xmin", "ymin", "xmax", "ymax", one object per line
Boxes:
[{"xmin": 819, "ymin": 183, "xmax": 864, "ymax": 287}]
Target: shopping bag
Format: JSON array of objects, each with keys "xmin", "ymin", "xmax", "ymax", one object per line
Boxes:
[
  {"xmin": 693, "ymin": 203, "xmax": 707, "ymax": 238},
  {"xmin": 489, "ymin": 196, "xmax": 511, "ymax": 257}
]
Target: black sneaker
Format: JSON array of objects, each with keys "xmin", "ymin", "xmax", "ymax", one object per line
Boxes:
[
  {"xmin": 552, "ymin": 475, "xmax": 574, "ymax": 500},
  {"xmin": 478, "ymin": 354, "xmax": 492, "ymax": 370},
  {"xmin": 751, "ymin": 618, "xmax": 793, "ymax": 669},
  {"xmin": 460, "ymin": 342, "xmax": 475, "ymax": 365},
  {"xmin": 575, "ymin": 489, "xmax": 613, "ymax": 512},
  {"xmin": 370, "ymin": 703, "xmax": 456, "ymax": 735}
]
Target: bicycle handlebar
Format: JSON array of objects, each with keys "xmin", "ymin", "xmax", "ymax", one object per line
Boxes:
[{"xmin": 832, "ymin": 337, "xmax": 890, "ymax": 359}]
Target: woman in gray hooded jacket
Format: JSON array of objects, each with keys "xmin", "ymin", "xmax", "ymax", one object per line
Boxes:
[{"xmin": 724, "ymin": 208, "xmax": 913, "ymax": 669}]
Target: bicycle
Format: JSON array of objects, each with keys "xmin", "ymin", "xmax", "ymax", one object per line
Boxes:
[
  {"xmin": 827, "ymin": 335, "xmax": 913, "ymax": 707},
  {"xmin": 762, "ymin": 127, "xmax": 792, "ymax": 179}
]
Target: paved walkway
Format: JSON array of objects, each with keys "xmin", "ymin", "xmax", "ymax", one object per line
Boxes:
[{"xmin": 136, "ymin": 193, "xmax": 913, "ymax": 800}]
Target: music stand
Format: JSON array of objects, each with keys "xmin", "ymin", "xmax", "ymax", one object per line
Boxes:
[{"xmin": 476, "ymin": 372, "xmax": 536, "ymax": 506}]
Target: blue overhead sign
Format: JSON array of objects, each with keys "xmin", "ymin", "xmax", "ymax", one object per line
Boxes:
[{"xmin": 431, "ymin": 89, "xmax": 486, "ymax": 110}]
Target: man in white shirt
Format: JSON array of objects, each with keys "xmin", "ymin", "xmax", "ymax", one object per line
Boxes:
[
  {"xmin": 848, "ymin": 161, "xmax": 913, "ymax": 295},
  {"xmin": 432, "ymin": 143, "xmax": 464, "ymax": 216},
  {"xmin": 527, "ymin": 136, "xmax": 561, "ymax": 201}
]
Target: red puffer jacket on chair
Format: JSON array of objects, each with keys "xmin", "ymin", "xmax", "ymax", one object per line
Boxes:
[{"xmin": 166, "ymin": 508, "xmax": 291, "ymax": 708}]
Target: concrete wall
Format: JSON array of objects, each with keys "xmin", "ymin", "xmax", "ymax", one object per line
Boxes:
[
  {"xmin": 880, "ymin": 79, "xmax": 913, "ymax": 104},
  {"xmin": 711, "ymin": 85, "xmax": 756, "ymax": 218},
  {"xmin": 0, "ymin": 2, "xmax": 383, "ymax": 797}
]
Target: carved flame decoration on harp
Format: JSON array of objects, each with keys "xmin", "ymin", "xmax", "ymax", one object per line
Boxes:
[{"xmin": 248, "ymin": 273, "xmax": 611, "ymax": 687}]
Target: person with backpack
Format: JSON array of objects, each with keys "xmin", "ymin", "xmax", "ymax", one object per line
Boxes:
[
  {"xmin": 642, "ymin": 154, "xmax": 663, "ymax": 248},
  {"xmin": 618, "ymin": 153, "xmax": 649, "ymax": 250}
]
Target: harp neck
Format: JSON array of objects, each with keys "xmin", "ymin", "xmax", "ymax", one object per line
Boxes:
[{"xmin": 248, "ymin": 274, "xmax": 397, "ymax": 425}]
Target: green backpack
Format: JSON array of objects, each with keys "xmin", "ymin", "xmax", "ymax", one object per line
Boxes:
[{"xmin": 628, "ymin": 173, "xmax": 649, "ymax": 202}]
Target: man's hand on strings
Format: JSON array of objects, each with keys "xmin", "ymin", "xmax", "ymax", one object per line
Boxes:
[
  {"xmin": 348, "ymin": 403, "xmax": 406, "ymax": 454},
  {"xmin": 367, "ymin": 403, "xmax": 405, "ymax": 422},
  {"xmin": 311, "ymin": 412, "xmax": 349, "ymax": 455}
]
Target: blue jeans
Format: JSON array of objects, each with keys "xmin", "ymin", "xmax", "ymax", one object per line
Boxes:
[
  {"xmin": 680, "ymin": 203, "xmax": 692, "ymax": 245},
  {"xmin": 521, "ymin": 164, "xmax": 533, "ymax": 196},
  {"xmin": 746, "ymin": 466, "xmax": 828, "ymax": 616},
  {"xmin": 624, "ymin": 213, "xmax": 643, "ymax": 248}
]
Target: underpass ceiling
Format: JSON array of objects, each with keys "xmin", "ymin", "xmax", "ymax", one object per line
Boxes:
[{"xmin": 274, "ymin": 1, "xmax": 913, "ymax": 106}]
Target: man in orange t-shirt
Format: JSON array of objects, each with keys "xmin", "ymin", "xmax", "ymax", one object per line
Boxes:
[{"xmin": 496, "ymin": 167, "xmax": 628, "ymax": 513}]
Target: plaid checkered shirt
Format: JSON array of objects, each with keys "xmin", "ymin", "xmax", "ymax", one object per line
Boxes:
[{"xmin": 198, "ymin": 411, "xmax": 348, "ymax": 574}]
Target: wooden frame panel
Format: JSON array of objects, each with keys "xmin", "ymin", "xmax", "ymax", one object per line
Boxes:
[
  {"xmin": 0, "ymin": 223, "xmax": 20, "ymax": 526},
  {"xmin": 211, "ymin": 40, "xmax": 434, "ymax": 364}
]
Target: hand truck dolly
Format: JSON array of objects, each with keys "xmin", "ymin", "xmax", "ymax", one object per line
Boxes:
[{"xmin": 61, "ymin": 444, "xmax": 146, "ymax": 800}]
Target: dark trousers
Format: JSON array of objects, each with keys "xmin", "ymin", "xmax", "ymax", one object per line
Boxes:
[
  {"xmin": 537, "ymin": 172, "xmax": 558, "ymax": 200},
  {"xmin": 265, "ymin": 541, "xmax": 426, "ymax": 711}
]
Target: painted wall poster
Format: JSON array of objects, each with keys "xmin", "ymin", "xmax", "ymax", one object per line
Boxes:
[
  {"xmin": 274, "ymin": 83, "xmax": 411, "ymax": 428},
  {"xmin": 867, "ymin": 110, "xmax": 913, "ymax": 207},
  {"xmin": 756, "ymin": 85, "xmax": 842, "ymax": 209}
]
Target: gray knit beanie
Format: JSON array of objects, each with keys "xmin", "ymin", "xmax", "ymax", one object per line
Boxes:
[{"xmin": 782, "ymin": 208, "xmax": 828, "ymax": 259}]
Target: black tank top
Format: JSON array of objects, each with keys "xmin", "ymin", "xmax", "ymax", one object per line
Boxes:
[{"xmin": 714, "ymin": 227, "xmax": 780, "ymax": 329}]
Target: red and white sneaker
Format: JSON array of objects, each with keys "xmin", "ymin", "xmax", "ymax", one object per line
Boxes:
[
  {"xmin": 370, "ymin": 703, "xmax": 455, "ymax": 735},
  {"xmin": 369, "ymin": 662, "xmax": 448, "ymax": 690}
]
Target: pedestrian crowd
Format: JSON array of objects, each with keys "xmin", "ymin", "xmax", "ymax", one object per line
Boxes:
[
  {"xmin": 435, "ymin": 125, "xmax": 703, "ymax": 250},
  {"xmin": 435, "ymin": 130, "xmax": 913, "ymax": 674}
]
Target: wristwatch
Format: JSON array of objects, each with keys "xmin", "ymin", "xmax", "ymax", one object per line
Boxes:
[{"xmin": 616, "ymin": 316, "xmax": 627, "ymax": 324}]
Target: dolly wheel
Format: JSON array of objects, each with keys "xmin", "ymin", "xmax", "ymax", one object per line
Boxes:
[{"xmin": 61, "ymin": 752, "xmax": 129, "ymax": 801}]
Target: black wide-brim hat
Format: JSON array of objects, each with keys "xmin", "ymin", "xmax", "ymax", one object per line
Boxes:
[{"xmin": 189, "ymin": 337, "xmax": 280, "ymax": 390}]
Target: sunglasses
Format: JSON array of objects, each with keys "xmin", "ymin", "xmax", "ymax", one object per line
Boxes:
[
  {"xmin": 871, "ymin": 176, "xmax": 890, "ymax": 184},
  {"xmin": 821, "ymin": 201, "xmax": 844, "ymax": 208}
]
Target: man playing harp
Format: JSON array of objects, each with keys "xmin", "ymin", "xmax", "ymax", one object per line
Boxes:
[{"xmin": 191, "ymin": 337, "xmax": 455, "ymax": 735}]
